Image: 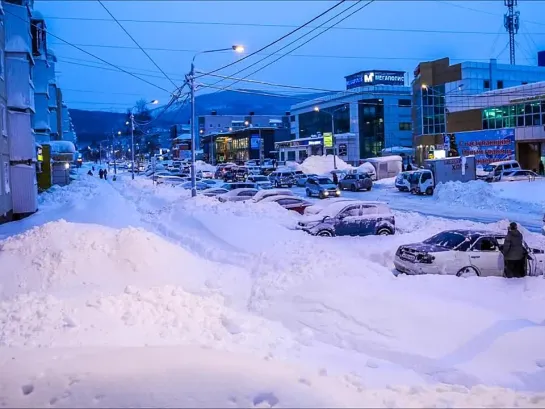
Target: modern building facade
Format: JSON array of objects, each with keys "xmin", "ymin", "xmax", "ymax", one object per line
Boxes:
[
  {"xmin": 198, "ymin": 112, "xmax": 289, "ymax": 138},
  {"xmin": 412, "ymin": 57, "xmax": 545, "ymax": 163},
  {"xmin": 289, "ymin": 69, "xmax": 412, "ymax": 164},
  {"xmin": 443, "ymin": 81, "xmax": 545, "ymax": 171},
  {"xmin": 201, "ymin": 126, "xmax": 290, "ymax": 164}
]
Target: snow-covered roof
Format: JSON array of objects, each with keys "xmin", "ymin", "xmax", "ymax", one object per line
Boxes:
[
  {"xmin": 45, "ymin": 141, "xmax": 76, "ymax": 154},
  {"xmin": 365, "ymin": 155, "xmax": 403, "ymax": 163}
]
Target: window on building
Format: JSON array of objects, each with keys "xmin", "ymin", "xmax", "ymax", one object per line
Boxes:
[
  {"xmin": 497, "ymin": 80, "xmax": 504, "ymax": 89},
  {"xmin": 484, "ymin": 80, "xmax": 490, "ymax": 89},
  {"xmin": 399, "ymin": 122, "xmax": 412, "ymax": 131},
  {"xmin": 398, "ymin": 99, "xmax": 411, "ymax": 107}
]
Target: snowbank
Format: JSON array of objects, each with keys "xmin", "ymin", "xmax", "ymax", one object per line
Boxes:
[
  {"xmin": 300, "ymin": 155, "xmax": 353, "ymax": 175},
  {"xmin": 356, "ymin": 161, "xmax": 376, "ymax": 174},
  {"xmin": 195, "ymin": 160, "xmax": 215, "ymax": 172},
  {"xmin": 434, "ymin": 180, "xmax": 544, "ymax": 213},
  {"xmin": 4, "ymin": 347, "xmax": 544, "ymax": 408},
  {"xmin": 0, "ymin": 220, "xmax": 296, "ymax": 353}
]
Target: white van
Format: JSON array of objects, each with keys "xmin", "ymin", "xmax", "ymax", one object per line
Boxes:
[{"xmin": 477, "ymin": 160, "xmax": 520, "ymax": 182}]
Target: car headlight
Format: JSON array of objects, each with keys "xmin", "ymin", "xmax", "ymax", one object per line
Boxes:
[
  {"xmin": 323, "ymin": 191, "xmax": 329, "ymax": 196},
  {"xmin": 336, "ymin": 189, "xmax": 341, "ymax": 194}
]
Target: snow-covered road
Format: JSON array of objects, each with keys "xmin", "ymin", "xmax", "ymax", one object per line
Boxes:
[{"xmin": 1, "ymin": 170, "xmax": 545, "ymax": 407}]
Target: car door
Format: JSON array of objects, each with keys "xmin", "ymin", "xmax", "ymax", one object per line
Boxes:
[
  {"xmin": 469, "ymin": 236, "xmax": 503, "ymax": 276},
  {"xmin": 334, "ymin": 204, "xmax": 362, "ymax": 236},
  {"xmin": 340, "ymin": 174, "xmax": 353, "ymax": 190},
  {"xmin": 359, "ymin": 205, "xmax": 378, "ymax": 236}
]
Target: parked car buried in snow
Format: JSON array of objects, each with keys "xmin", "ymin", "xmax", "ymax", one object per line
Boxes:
[
  {"xmin": 246, "ymin": 175, "xmax": 273, "ymax": 189},
  {"xmin": 217, "ymin": 188, "xmax": 259, "ymax": 203},
  {"xmin": 297, "ymin": 200, "xmax": 395, "ymax": 237},
  {"xmin": 303, "ymin": 198, "xmax": 356, "ymax": 216},
  {"xmin": 394, "ymin": 229, "xmax": 545, "ymax": 277},
  {"xmin": 252, "ymin": 189, "xmax": 293, "ymax": 203},
  {"xmin": 259, "ymin": 195, "xmax": 312, "ymax": 215}
]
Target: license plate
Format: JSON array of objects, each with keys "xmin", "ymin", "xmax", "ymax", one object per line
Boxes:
[{"xmin": 401, "ymin": 253, "xmax": 416, "ymax": 262}]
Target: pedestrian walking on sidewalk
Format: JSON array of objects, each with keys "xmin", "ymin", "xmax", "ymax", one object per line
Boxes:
[
  {"xmin": 502, "ymin": 222, "xmax": 527, "ymax": 278},
  {"xmin": 99, "ymin": 169, "xmax": 104, "ymax": 179},
  {"xmin": 103, "ymin": 169, "xmax": 108, "ymax": 180}
]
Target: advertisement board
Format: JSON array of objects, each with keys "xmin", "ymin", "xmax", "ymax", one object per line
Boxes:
[
  {"xmin": 323, "ymin": 132, "xmax": 333, "ymax": 148},
  {"xmin": 345, "ymin": 70, "xmax": 405, "ymax": 89},
  {"xmin": 451, "ymin": 128, "xmax": 515, "ymax": 166},
  {"xmin": 250, "ymin": 135, "xmax": 261, "ymax": 150}
]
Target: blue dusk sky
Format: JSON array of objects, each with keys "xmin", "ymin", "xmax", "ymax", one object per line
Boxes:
[{"xmin": 36, "ymin": 0, "xmax": 545, "ymax": 111}]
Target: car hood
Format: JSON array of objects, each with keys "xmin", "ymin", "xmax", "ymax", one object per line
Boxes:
[
  {"xmin": 319, "ymin": 184, "xmax": 338, "ymax": 189},
  {"xmin": 401, "ymin": 243, "xmax": 453, "ymax": 253},
  {"xmin": 299, "ymin": 214, "xmax": 326, "ymax": 224}
]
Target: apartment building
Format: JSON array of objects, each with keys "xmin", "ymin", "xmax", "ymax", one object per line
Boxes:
[{"xmin": 0, "ymin": 2, "xmax": 11, "ymax": 223}]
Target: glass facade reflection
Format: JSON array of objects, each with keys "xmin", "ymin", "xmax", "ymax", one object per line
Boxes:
[
  {"xmin": 298, "ymin": 103, "xmax": 350, "ymax": 138},
  {"xmin": 483, "ymin": 100, "xmax": 545, "ymax": 129},
  {"xmin": 358, "ymin": 99, "xmax": 384, "ymax": 158}
]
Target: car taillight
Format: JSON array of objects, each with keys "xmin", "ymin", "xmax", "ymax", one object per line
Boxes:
[{"xmin": 418, "ymin": 253, "xmax": 435, "ymax": 264}]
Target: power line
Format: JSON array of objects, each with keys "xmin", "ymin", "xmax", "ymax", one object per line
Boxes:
[
  {"xmin": 207, "ymin": 0, "xmax": 376, "ymax": 92},
  {"xmin": 196, "ymin": 0, "xmax": 347, "ymax": 79},
  {"xmin": 3, "ymin": 8, "xmax": 173, "ymax": 94},
  {"xmin": 53, "ymin": 46, "xmax": 525, "ymax": 64},
  {"xmin": 41, "ymin": 15, "xmax": 545, "ymax": 35},
  {"xmin": 96, "ymin": 0, "xmax": 180, "ymax": 89}
]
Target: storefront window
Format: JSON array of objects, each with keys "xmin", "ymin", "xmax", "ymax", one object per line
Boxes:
[{"xmin": 483, "ymin": 100, "xmax": 544, "ymax": 129}]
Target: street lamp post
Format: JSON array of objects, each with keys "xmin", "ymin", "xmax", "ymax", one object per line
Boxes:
[
  {"xmin": 127, "ymin": 99, "xmax": 158, "ymax": 180},
  {"xmin": 188, "ymin": 45, "xmax": 244, "ymax": 197},
  {"xmin": 314, "ymin": 105, "xmax": 347, "ymax": 170}
]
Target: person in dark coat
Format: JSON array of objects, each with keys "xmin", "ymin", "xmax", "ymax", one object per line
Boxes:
[
  {"xmin": 98, "ymin": 169, "xmax": 104, "ymax": 179},
  {"xmin": 103, "ymin": 169, "xmax": 108, "ymax": 180},
  {"xmin": 502, "ymin": 222, "xmax": 527, "ymax": 278},
  {"xmin": 332, "ymin": 172, "xmax": 338, "ymax": 185},
  {"xmin": 539, "ymin": 160, "xmax": 544, "ymax": 176},
  {"xmin": 87, "ymin": 170, "xmax": 93, "ymax": 176},
  {"xmin": 406, "ymin": 163, "xmax": 413, "ymax": 171}
]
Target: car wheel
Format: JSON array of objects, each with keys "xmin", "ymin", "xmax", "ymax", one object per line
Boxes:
[
  {"xmin": 377, "ymin": 228, "xmax": 392, "ymax": 236},
  {"xmin": 456, "ymin": 267, "xmax": 479, "ymax": 278},
  {"xmin": 425, "ymin": 187, "xmax": 434, "ymax": 195},
  {"xmin": 287, "ymin": 184, "xmax": 293, "ymax": 188},
  {"xmin": 351, "ymin": 184, "xmax": 357, "ymax": 192},
  {"xmin": 366, "ymin": 186, "xmax": 372, "ymax": 191},
  {"xmin": 306, "ymin": 189, "xmax": 311, "ymax": 197},
  {"xmin": 317, "ymin": 230, "xmax": 333, "ymax": 237}
]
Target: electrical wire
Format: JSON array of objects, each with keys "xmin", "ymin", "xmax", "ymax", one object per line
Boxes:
[
  {"xmin": 195, "ymin": 0, "xmax": 347, "ymax": 79},
  {"xmin": 2, "ymin": 8, "xmax": 173, "ymax": 94},
  {"xmin": 202, "ymin": 0, "xmax": 375, "ymax": 92},
  {"xmin": 41, "ymin": 15, "xmax": 545, "ymax": 35},
  {"xmin": 97, "ymin": 0, "xmax": 180, "ymax": 89}
]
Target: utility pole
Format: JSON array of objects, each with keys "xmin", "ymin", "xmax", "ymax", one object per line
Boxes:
[
  {"xmin": 188, "ymin": 62, "xmax": 197, "ymax": 198},
  {"xmin": 504, "ymin": 0, "xmax": 520, "ymax": 65},
  {"xmin": 112, "ymin": 130, "xmax": 117, "ymax": 175},
  {"xmin": 330, "ymin": 114, "xmax": 337, "ymax": 170},
  {"xmin": 130, "ymin": 112, "xmax": 135, "ymax": 180}
]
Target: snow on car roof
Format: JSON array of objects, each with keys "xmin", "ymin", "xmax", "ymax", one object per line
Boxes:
[
  {"xmin": 259, "ymin": 194, "xmax": 304, "ymax": 203},
  {"xmin": 253, "ymin": 189, "xmax": 293, "ymax": 202},
  {"xmin": 320, "ymin": 200, "xmax": 391, "ymax": 217},
  {"xmin": 221, "ymin": 188, "xmax": 258, "ymax": 197}
]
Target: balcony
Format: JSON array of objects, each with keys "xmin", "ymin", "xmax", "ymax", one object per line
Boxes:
[
  {"xmin": 4, "ymin": 2, "xmax": 31, "ymax": 55},
  {"xmin": 6, "ymin": 55, "xmax": 34, "ymax": 111}
]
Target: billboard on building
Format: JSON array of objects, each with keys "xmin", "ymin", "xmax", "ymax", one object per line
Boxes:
[
  {"xmin": 451, "ymin": 128, "xmax": 515, "ymax": 166},
  {"xmin": 323, "ymin": 132, "xmax": 333, "ymax": 148},
  {"xmin": 250, "ymin": 135, "xmax": 261, "ymax": 150},
  {"xmin": 345, "ymin": 70, "xmax": 405, "ymax": 89}
]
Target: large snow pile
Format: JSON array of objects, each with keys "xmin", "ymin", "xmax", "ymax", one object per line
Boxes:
[
  {"xmin": 3, "ymin": 346, "xmax": 544, "ymax": 408},
  {"xmin": 0, "ymin": 220, "xmax": 296, "ymax": 352},
  {"xmin": 434, "ymin": 180, "xmax": 542, "ymax": 213},
  {"xmin": 300, "ymin": 155, "xmax": 353, "ymax": 175},
  {"xmin": 195, "ymin": 160, "xmax": 215, "ymax": 172}
]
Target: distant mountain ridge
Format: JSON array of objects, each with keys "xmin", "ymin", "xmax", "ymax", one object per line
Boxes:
[{"xmin": 70, "ymin": 89, "xmax": 329, "ymax": 145}]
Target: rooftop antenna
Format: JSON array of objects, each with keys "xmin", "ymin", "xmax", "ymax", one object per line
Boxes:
[{"xmin": 504, "ymin": 0, "xmax": 520, "ymax": 65}]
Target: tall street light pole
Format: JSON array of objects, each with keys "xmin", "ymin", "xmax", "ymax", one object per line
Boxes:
[
  {"xmin": 188, "ymin": 45, "xmax": 244, "ymax": 197},
  {"xmin": 314, "ymin": 105, "xmax": 348, "ymax": 170},
  {"xmin": 127, "ymin": 99, "xmax": 158, "ymax": 180}
]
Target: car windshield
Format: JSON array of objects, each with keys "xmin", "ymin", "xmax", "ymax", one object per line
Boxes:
[
  {"xmin": 423, "ymin": 231, "xmax": 469, "ymax": 249},
  {"xmin": 318, "ymin": 178, "xmax": 334, "ymax": 185},
  {"xmin": 252, "ymin": 176, "xmax": 268, "ymax": 181},
  {"xmin": 483, "ymin": 164, "xmax": 496, "ymax": 172}
]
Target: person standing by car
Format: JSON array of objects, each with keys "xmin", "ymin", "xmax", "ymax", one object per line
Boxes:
[
  {"xmin": 539, "ymin": 160, "xmax": 544, "ymax": 176},
  {"xmin": 502, "ymin": 222, "xmax": 527, "ymax": 278}
]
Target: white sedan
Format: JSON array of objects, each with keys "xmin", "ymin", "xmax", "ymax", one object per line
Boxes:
[
  {"xmin": 394, "ymin": 229, "xmax": 545, "ymax": 277},
  {"xmin": 502, "ymin": 170, "xmax": 542, "ymax": 182},
  {"xmin": 217, "ymin": 188, "xmax": 258, "ymax": 203}
]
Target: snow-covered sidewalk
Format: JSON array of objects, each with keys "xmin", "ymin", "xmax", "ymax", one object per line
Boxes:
[{"xmin": 1, "ymin": 172, "xmax": 545, "ymax": 407}]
